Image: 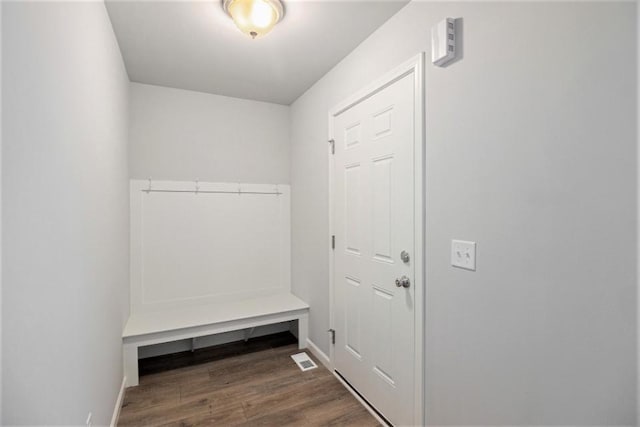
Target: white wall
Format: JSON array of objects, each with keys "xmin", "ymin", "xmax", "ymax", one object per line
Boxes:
[
  {"xmin": 290, "ymin": 2, "xmax": 637, "ymax": 425},
  {"xmin": 129, "ymin": 82, "xmax": 290, "ymax": 184},
  {"xmin": 2, "ymin": 2, "xmax": 130, "ymax": 425},
  {"xmin": 130, "ymin": 181, "xmax": 291, "ymax": 313},
  {"xmin": 128, "ymin": 83, "xmax": 291, "ymax": 359}
]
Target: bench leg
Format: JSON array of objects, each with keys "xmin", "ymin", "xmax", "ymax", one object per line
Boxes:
[
  {"xmin": 298, "ymin": 313, "xmax": 309, "ymax": 350},
  {"xmin": 123, "ymin": 343, "xmax": 139, "ymax": 387}
]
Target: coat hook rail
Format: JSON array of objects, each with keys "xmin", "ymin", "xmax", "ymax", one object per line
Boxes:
[
  {"xmin": 141, "ymin": 179, "xmax": 282, "ymax": 195},
  {"xmin": 142, "ymin": 189, "xmax": 282, "ymax": 195}
]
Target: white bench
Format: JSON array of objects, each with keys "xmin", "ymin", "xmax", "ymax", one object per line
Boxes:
[{"xmin": 122, "ymin": 293, "xmax": 309, "ymax": 387}]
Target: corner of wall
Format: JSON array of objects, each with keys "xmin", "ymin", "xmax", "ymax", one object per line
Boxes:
[
  {"xmin": 636, "ymin": 1, "xmax": 639, "ymax": 424},
  {"xmin": 0, "ymin": 0, "xmax": 4, "ymax": 422}
]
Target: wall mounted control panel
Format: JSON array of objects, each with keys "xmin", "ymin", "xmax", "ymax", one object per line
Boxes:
[{"xmin": 431, "ymin": 17, "xmax": 456, "ymax": 67}]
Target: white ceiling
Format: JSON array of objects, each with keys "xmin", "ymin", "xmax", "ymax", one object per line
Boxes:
[{"xmin": 105, "ymin": 1, "xmax": 408, "ymax": 105}]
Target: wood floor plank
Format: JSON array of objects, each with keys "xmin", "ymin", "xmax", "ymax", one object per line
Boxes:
[
  {"xmin": 157, "ymin": 402, "xmax": 247, "ymax": 427},
  {"xmin": 304, "ymin": 396, "xmax": 377, "ymax": 426},
  {"xmin": 118, "ymin": 332, "xmax": 379, "ymax": 427},
  {"xmin": 120, "ymin": 383, "xmax": 181, "ymax": 414},
  {"xmin": 241, "ymin": 374, "xmax": 337, "ymax": 419},
  {"xmin": 119, "ymin": 394, "xmax": 231, "ymax": 426},
  {"xmin": 235, "ymin": 407, "xmax": 309, "ymax": 427}
]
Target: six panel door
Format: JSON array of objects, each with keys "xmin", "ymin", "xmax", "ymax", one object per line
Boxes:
[{"xmin": 332, "ymin": 72, "xmax": 416, "ymax": 426}]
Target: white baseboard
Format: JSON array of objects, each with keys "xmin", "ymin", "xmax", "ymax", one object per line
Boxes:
[
  {"xmin": 306, "ymin": 338, "xmax": 331, "ymax": 369},
  {"xmin": 110, "ymin": 376, "xmax": 126, "ymax": 427}
]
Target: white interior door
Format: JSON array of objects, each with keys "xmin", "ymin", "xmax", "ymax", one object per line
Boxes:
[{"xmin": 331, "ymin": 68, "xmax": 417, "ymax": 426}]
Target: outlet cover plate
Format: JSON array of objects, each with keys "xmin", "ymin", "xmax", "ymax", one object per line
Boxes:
[{"xmin": 451, "ymin": 240, "xmax": 476, "ymax": 271}]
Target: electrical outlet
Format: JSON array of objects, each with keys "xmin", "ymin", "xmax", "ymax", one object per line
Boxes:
[
  {"xmin": 451, "ymin": 240, "xmax": 476, "ymax": 271},
  {"xmin": 86, "ymin": 412, "xmax": 92, "ymax": 426}
]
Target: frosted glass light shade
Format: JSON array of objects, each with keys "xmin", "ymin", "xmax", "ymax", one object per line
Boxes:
[{"xmin": 223, "ymin": 0, "xmax": 284, "ymax": 39}]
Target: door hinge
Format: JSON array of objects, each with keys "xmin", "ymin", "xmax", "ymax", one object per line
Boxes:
[
  {"xmin": 331, "ymin": 235, "xmax": 335, "ymax": 250},
  {"xmin": 328, "ymin": 329, "xmax": 336, "ymax": 345},
  {"xmin": 328, "ymin": 139, "xmax": 335, "ymax": 155}
]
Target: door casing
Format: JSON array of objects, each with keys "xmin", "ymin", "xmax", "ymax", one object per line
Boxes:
[{"xmin": 328, "ymin": 53, "xmax": 425, "ymax": 426}]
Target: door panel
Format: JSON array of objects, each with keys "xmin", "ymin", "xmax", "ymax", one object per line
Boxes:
[
  {"xmin": 372, "ymin": 155, "xmax": 393, "ymax": 263},
  {"xmin": 344, "ymin": 163, "xmax": 362, "ymax": 255},
  {"xmin": 345, "ymin": 276, "xmax": 362, "ymax": 359},
  {"xmin": 332, "ymin": 72, "xmax": 415, "ymax": 426}
]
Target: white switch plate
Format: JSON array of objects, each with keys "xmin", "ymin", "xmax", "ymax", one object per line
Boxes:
[{"xmin": 451, "ymin": 240, "xmax": 476, "ymax": 271}]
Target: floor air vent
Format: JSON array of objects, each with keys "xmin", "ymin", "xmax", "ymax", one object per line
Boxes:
[{"xmin": 291, "ymin": 352, "xmax": 318, "ymax": 371}]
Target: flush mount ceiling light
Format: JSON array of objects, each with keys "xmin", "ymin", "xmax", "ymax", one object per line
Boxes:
[{"xmin": 222, "ymin": 0, "xmax": 284, "ymax": 39}]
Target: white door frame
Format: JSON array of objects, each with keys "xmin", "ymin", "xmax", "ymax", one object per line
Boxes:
[{"xmin": 328, "ymin": 53, "xmax": 425, "ymax": 426}]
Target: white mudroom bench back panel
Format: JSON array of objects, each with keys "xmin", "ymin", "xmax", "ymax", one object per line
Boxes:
[{"xmin": 130, "ymin": 180, "xmax": 291, "ymax": 314}]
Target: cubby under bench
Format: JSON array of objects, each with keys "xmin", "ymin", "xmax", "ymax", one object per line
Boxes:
[{"xmin": 122, "ymin": 293, "xmax": 309, "ymax": 387}]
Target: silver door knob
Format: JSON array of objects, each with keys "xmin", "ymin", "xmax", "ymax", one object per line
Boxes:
[
  {"xmin": 400, "ymin": 250, "xmax": 410, "ymax": 263},
  {"xmin": 395, "ymin": 276, "xmax": 411, "ymax": 288}
]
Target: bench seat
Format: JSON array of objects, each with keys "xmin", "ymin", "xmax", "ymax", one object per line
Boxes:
[{"xmin": 122, "ymin": 293, "xmax": 309, "ymax": 387}]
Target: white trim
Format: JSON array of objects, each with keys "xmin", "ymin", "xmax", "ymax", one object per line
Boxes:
[
  {"xmin": 125, "ymin": 310, "xmax": 307, "ymax": 347},
  {"xmin": 636, "ymin": 1, "xmax": 639, "ymax": 425},
  {"xmin": 413, "ymin": 52, "xmax": 426, "ymax": 427},
  {"xmin": 327, "ymin": 53, "xmax": 426, "ymax": 426},
  {"xmin": 329, "ymin": 54, "xmax": 423, "ymax": 117},
  {"xmin": 327, "ymin": 108, "xmax": 336, "ymax": 373},
  {"xmin": 333, "ymin": 372, "xmax": 390, "ymax": 427},
  {"xmin": 110, "ymin": 376, "xmax": 126, "ymax": 427},
  {"xmin": 306, "ymin": 338, "xmax": 331, "ymax": 369}
]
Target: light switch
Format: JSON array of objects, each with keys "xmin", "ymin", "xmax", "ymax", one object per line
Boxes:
[{"xmin": 451, "ymin": 240, "xmax": 476, "ymax": 271}]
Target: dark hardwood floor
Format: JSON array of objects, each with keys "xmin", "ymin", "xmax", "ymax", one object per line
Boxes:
[{"xmin": 118, "ymin": 332, "xmax": 380, "ymax": 426}]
